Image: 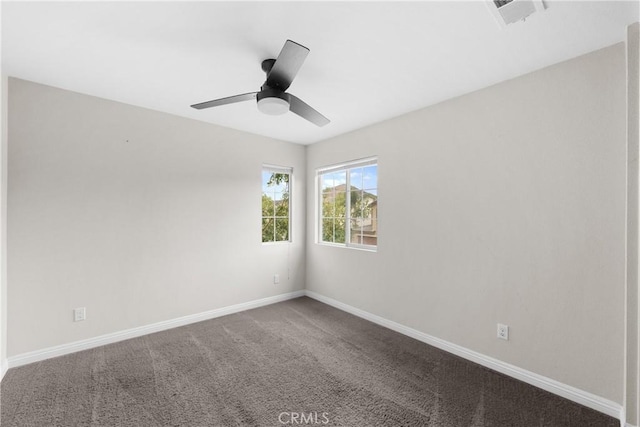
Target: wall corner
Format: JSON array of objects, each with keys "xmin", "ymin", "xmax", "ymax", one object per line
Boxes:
[
  {"xmin": 0, "ymin": 74, "xmax": 8, "ymax": 383},
  {"xmin": 625, "ymin": 20, "xmax": 640, "ymax": 427}
]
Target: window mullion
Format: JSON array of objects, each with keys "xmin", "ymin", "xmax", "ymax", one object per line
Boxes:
[{"xmin": 318, "ymin": 176, "xmax": 323, "ymax": 243}]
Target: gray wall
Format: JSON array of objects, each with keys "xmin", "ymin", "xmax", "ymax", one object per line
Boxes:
[
  {"xmin": 7, "ymin": 78, "xmax": 306, "ymax": 356},
  {"xmin": 627, "ymin": 21, "xmax": 640, "ymax": 427},
  {"xmin": 306, "ymin": 44, "xmax": 627, "ymax": 403},
  {"xmin": 1, "ymin": 75, "xmax": 7, "ymax": 378}
]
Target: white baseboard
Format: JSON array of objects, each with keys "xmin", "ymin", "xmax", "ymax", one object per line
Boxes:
[
  {"xmin": 7, "ymin": 290, "xmax": 305, "ymax": 369},
  {"xmin": 3, "ymin": 288, "xmax": 626, "ymax": 424},
  {"xmin": 304, "ymin": 290, "xmax": 624, "ymax": 422}
]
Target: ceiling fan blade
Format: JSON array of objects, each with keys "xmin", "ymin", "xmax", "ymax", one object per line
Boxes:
[
  {"xmin": 288, "ymin": 94, "xmax": 330, "ymax": 127},
  {"xmin": 190, "ymin": 92, "xmax": 257, "ymax": 110},
  {"xmin": 266, "ymin": 40, "xmax": 309, "ymax": 91}
]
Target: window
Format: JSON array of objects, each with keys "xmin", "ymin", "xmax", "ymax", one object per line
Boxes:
[
  {"xmin": 262, "ymin": 165, "xmax": 292, "ymax": 243},
  {"xmin": 318, "ymin": 158, "xmax": 378, "ymax": 249}
]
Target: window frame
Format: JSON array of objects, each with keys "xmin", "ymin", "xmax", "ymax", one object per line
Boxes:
[
  {"xmin": 316, "ymin": 157, "xmax": 378, "ymax": 251},
  {"xmin": 262, "ymin": 164, "xmax": 293, "ymax": 244}
]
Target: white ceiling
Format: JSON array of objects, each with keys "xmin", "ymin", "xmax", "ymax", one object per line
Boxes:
[{"xmin": 2, "ymin": 1, "xmax": 639, "ymax": 144}]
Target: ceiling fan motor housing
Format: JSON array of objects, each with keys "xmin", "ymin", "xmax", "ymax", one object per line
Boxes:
[
  {"xmin": 261, "ymin": 59, "xmax": 276, "ymax": 74},
  {"xmin": 257, "ymin": 89, "xmax": 290, "ymax": 115}
]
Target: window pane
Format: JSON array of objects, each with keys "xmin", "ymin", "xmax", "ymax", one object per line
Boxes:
[
  {"xmin": 335, "ymin": 191, "xmax": 346, "ymax": 218},
  {"xmin": 363, "ymin": 235, "xmax": 377, "ymax": 246},
  {"xmin": 350, "ymin": 218, "xmax": 363, "ymax": 245},
  {"xmin": 263, "ymin": 174, "xmax": 289, "ymax": 198},
  {"xmin": 362, "ymin": 218, "xmax": 377, "ymax": 246},
  {"xmin": 265, "ymin": 172, "xmax": 289, "ymax": 192},
  {"xmin": 350, "ymin": 167, "xmax": 363, "ymax": 190},
  {"xmin": 274, "ymin": 172, "xmax": 289, "ymax": 186},
  {"xmin": 276, "ymin": 197, "xmax": 289, "ymax": 217},
  {"xmin": 321, "ymin": 174, "xmax": 335, "ymax": 192},
  {"xmin": 322, "ymin": 171, "xmax": 346, "ymax": 192},
  {"xmin": 335, "ymin": 171, "xmax": 347, "ymax": 189},
  {"xmin": 335, "ymin": 218, "xmax": 346, "ymax": 244},
  {"xmin": 262, "ymin": 194, "xmax": 275, "ymax": 216},
  {"xmin": 322, "ymin": 218, "xmax": 334, "ymax": 242},
  {"xmin": 275, "ymin": 218, "xmax": 289, "ymax": 241},
  {"xmin": 350, "ymin": 190, "xmax": 363, "ymax": 218},
  {"xmin": 363, "ymin": 165, "xmax": 377, "ymax": 191},
  {"xmin": 262, "ymin": 171, "xmax": 274, "ymax": 193},
  {"xmin": 262, "ymin": 218, "xmax": 274, "ymax": 242},
  {"xmin": 322, "ymin": 193, "xmax": 335, "ymax": 218},
  {"xmin": 272, "ymin": 182, "xmax": 287, "ymax": 194}
]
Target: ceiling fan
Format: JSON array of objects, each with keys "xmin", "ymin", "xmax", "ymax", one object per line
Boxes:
[{"xmin": 191, "ymin": 40, "xmax": 330, "ymax": 127}]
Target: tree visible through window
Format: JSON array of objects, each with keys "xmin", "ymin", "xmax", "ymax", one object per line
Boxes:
[
  {"xmin": 262, "ymin": 166, "xmax": 291, "ymax": 243},
  {"xmin": 319, "ymin": 159, "xmax": 377, "ymax": 248}
]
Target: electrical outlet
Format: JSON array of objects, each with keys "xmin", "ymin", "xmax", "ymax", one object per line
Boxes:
[
  {"xmin": 497, "ymin": 323, "xmax": 509, "ymax": 340},
  {"xmin": 73, "ymin": 307, "xmax": 86, "ymax": 322},
  {"xmin": 274, "ymin": 274, "xmax": 280, "ymax": 284}
]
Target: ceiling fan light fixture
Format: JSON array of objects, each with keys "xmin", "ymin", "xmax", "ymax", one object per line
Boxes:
[
  {"xmin": 191, "ymin": 40, "xmax": 329, "ymax": 126},
  {"xmin": 257, "ymin": 95, "xmax": 290, "ymax": 115}
]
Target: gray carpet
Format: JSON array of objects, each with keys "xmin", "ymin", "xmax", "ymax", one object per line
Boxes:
[{"xmin": 0, "ymin": 297, "xmax": 618, "ymax": 426}]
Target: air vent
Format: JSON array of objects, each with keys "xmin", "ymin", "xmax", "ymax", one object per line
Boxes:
[{"xmin": 487, "ymin": 0, "xmax": 545, "ymax": 28}]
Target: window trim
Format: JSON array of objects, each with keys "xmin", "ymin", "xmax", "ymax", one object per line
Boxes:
[
  {"xmin": 262, "ymin": 164, "xmax": 293, "ymax": 244},
  {"xmin": 316, "ymin": 157, "xmax": 378, "ymax": 251}
]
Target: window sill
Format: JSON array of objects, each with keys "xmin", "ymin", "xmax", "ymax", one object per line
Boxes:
[{"xmin": 316, "ymin": 242, "xmax": 377, "ymax": 253}]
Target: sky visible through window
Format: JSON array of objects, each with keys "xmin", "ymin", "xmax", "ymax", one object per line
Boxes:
[
  {"xmin": 321, "ymin": 166, "xmax": 377, "ymax": 195},
  {"xmin": 262, "ymin": 171, "xmax": 289, "ymax": 199}
]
